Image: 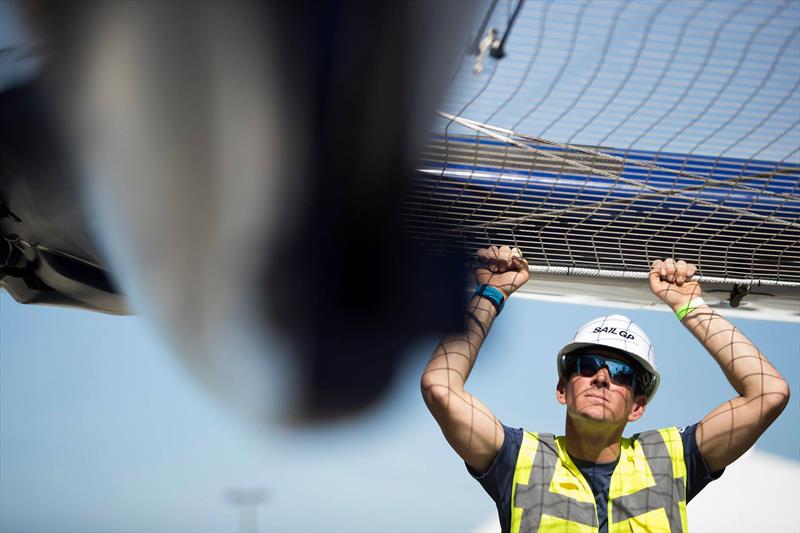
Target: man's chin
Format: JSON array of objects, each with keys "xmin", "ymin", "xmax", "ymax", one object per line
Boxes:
[{"xmin": 571, "ymin": 406, "xmax": 621, "ymax": 425}]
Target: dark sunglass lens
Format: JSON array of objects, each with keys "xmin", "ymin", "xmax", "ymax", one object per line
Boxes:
[
  {"xmin": 611, "ymin": 372, "xmax": 635, "ymax": 387},
  {"xmin": 574, "ymin": 354, "xmax": 637, "ymax": 389},
  {"xmin": 577, "ymin": 355, "xmax": 602, "ymax": 376}
]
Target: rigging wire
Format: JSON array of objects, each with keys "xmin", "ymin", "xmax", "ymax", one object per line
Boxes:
[
  {"xmin": 491, "ymin": 0, "xmax": 525, "ymax": 59},
  {"xmin": 470, "ymin": 0, "xmax": 499, "ymax": 55},
  {"xmin": 436, "ymin": 111, "xmax": 800, "ymax": 229},
  {"xmin": 444, "ymin": 114, "xmax": 800, "ymax": 202}
]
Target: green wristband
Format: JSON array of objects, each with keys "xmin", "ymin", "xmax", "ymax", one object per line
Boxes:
[{"xmin": 675, "ymin": 297, "xmax": 706, "ymax": 321}]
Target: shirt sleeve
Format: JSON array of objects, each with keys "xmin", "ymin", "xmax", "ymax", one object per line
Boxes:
[
  {"xmin": 465, "ymin": 424, "xmax": 522, "ymax": 531},
  {"xmin": 679, "ymin": 423, "xmax": 725, "ymax": 502}
]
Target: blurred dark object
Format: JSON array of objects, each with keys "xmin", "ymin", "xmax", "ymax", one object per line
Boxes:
[
  {"xmin": 1, "ymin": 1, "xmax": 474, "ymax": 421},
  {"xmin": 261, "ymin": 2, "xmax": 471, "ymax": 420},
  {"xmin": 1, "ymin": 82, "xmax": 126, "ymax": 314}
]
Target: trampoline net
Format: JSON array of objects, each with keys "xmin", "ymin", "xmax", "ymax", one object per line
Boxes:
[{"xmin": 405, "ymin": 0, "xmax": 800, "ymax": 285}]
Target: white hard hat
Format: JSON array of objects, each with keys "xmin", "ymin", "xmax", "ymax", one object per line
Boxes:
[{"xmin": 556, "ymin": 314, "xmax": 660, "ymax": 401}]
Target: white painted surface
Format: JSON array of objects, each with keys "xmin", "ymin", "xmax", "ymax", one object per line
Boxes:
[
  {"xmin": 689, "ymin": 448, "xmax": 800, "ymax": 532},
  {"xmin": 514, "ymin": 274, "xmax": 800, "ymax": 323}
]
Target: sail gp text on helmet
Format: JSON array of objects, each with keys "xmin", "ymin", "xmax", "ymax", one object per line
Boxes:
[{"xmin": 591, "ymin": 326, "xmax": 635, "ymax": 340}]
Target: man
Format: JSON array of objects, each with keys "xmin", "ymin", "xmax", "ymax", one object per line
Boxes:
[{"xmin": 421, "ymin": 245, "xmax": 790, "ymax": 533}]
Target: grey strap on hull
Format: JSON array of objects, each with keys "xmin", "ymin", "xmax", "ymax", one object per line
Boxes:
[
  {"xmin": 514, "ymin": 434, "xmax": 598, "ymax": 532},
  {"xmin": 612, "ymin": 430, "xmax": 686, "ymax": 533}
]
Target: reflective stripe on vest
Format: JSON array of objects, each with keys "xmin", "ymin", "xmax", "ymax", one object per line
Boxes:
[
  {"xmin": 612, "ymin": 429, "xmax": 687, "ymax": 531},
  {"xmin": 511, "ymin": 428, "xmax": 688, "ymax": 533}
]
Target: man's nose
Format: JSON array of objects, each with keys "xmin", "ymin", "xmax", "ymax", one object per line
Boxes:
[{"xmin": 591, "ymin": 366, "xmax": 611, "ymax": 388}]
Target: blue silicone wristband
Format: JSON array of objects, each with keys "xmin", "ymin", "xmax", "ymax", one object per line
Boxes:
[{"xmin": 474, "ymin": 284, "xmax": 505, "ymax": 313}]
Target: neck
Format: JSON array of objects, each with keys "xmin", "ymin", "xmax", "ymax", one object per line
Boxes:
[{"xmin": 564, "ymin": 415, "xmax": 626, "ymax": 463}]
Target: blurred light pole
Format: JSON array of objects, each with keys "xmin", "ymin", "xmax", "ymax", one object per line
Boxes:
[{"xmin": 225, "ymin": 487, "xmax": 268, "ymax": 533}]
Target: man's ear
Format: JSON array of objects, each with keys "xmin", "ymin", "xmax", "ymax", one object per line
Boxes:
[
  {"xmin": 556, "ymin": 377, "xmax": 567, "ymax": 405},
  {"xmin": 627, "ymin": 394, "xmax": 648, "ymax": 422}
]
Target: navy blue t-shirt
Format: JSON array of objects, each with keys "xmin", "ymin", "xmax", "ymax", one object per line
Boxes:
[{"xmin": 468, "ymin": 423, "xmax": 723, "ymax": 533}]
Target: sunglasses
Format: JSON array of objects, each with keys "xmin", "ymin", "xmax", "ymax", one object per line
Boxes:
[{"xmin": 563, "ymin": 353, "xmax": 638, "ymax": 390}]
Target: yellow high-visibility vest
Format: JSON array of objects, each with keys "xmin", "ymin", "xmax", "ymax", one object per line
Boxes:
[{"xmin": 510, "ymin": 428, "xmax": 688, "ymax": 533}]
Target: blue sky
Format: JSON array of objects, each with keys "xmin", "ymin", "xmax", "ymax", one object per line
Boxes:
[
  {"xmin": 2, "ymin": 291, "xmax": 797, "ymax": 532},
  {"xmin": 436, "ymin": 0, "xmax": 800, "ymax": 164}
]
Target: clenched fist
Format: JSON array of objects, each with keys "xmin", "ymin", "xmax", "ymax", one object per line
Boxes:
[
  {"xmin": 474, "ymin": 246, "xmax": 530, "ymax": 298},
  {"xmin": 649, "ymin": 258, "xmax": 701, "ymax": 310}
]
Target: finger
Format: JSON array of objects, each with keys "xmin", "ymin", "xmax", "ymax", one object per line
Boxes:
[
  {"xmin": 512, "ymin": 256, "xmax": 529, "ymax": 273},
  {"xmin": 474, "ymin": 252, "xmax": 487, "ymax": 272},
  {"xmin": 495, "ymin": 245, "xmax": 511, "ymax": 271},
  {"xmin": 652, "ymin": 258, "xmax": 667, "ymax": 279},
  {"xmin": 650, "ymin": 259, "xmax": 661, "ymax": 271},
  {"xmin": 676, "ymin": 259, "xmax": 688, "ymax": 284},
  {"xmin": 687, "ymin": 262, "xmax": 697, "ymax": 278},
  {"xmin": 648, "ymin": 270, "xmax": 665, "ymax": 293},
  {"xmin": 650, "ymin": 259, "xmax": 665, "ymax": 277},
  {"xmin": 664, "ymin": 257, "xmax": 676, "ymax": 282},
  {"xmin": 474, "ymin": 248, "xmax": 495, "ymax": 273},
  {"xmin": 487, "ymin": 246, "xmax": 500, "ymax": 272}
]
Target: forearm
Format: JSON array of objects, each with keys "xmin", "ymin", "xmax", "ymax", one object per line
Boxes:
[
  {"xmin": 422, "ymin": 295, "xmax": 498, "ymax": 399},
  {"xmin": 680, "ymin": 304, "xmax": 788, "ymax": 401},
  {"xmin": 682, "ymin": 303, "xmax": 790, "ymax": 472},
  {"xmin": 649, "ymin": 258, "xmax": 790, "ymax": 471},
  {"xmin": 421, "ymin": 295, "xmax": 503, "ymax": 469},
  {"xmin": 421, "ymin": 245, "xmax": 526, "ymax": 470}
]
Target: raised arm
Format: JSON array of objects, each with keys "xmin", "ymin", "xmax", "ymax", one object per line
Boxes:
[
  {"xmin": 649, "ymin": 258, "xmax": 790, "ymax": 473},
  {"xmin": 421, "ymin": 246, "xmax": 529, "ymax": 473}
]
